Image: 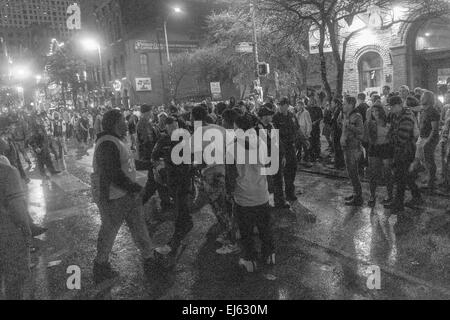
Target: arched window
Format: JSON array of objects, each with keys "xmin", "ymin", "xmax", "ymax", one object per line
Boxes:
[
  {"xmin": 416, "ymin": 17, "xmax": 450, "ymax": 52},
  {"xmin": 358, "ymin": 51, "xmax": 383, "ymax": 92},
  {"xmin": 140, "ymin": 53, "xmax": 149, "ymax": 75}
]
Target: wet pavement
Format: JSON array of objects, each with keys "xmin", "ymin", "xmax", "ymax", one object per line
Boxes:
[{"xmin": 21, "ymin": 140, "xmax": 450, "ymax": 300}]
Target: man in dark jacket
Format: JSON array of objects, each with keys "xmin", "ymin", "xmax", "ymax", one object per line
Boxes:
[
  {"xmin": 151, "ymin": 116, "xmax": 193, "ymax": 257},
  {"xmin": 92, "ymin": 109, "xmax": 166, "ymax": 285},
  {"xmin": 273, "ymin": 97, "xmax": 299, "ymax": 208}
]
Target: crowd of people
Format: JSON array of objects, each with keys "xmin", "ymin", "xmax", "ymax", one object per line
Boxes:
[{"xmin": 1, "ymin": 83, "xmax": 450, "ymax": 298}]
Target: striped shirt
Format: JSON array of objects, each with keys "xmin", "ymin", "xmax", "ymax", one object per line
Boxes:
[{"xmin": 388, "ymin": 109, "xmax": 416, "ymax": 162}]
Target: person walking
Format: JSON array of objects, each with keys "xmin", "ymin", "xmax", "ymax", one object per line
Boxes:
[
  {"xmin": 0, "ymin": 161, "xmax": 32, "ymax": 299},
  {"xmin": 91, "ymin": 109, "xmax": 167, "ymax": 285}
]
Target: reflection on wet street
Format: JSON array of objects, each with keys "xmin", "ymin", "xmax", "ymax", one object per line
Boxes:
[{"xmin": 22, "ymin": 143, "xmax": 450, "ymax": 300}]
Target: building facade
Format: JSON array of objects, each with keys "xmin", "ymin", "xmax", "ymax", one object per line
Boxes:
[
  {"xmin": 305, "ymin": 2, "xmax": 450, "ymax": 98},
  {"xmin": 86, "ymin": 0, "xmax": 221, "ymax": 107}
]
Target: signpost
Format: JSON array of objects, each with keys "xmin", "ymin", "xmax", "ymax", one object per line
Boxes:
[
  {"xmin": 136, "ymin": 78, "xmax": 152, "ymax": 91},
  {"xmin": 210, "ymin": 82, "xmax": 222, "ymax": 100},
  {"xmin": 235, "ymin": 42, "xmax": 254, "ymax": 53}
]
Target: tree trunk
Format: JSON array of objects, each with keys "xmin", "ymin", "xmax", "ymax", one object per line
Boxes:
[
  {"xmin": 318, "ymin": 26, "xmax": 332, "ymax": 100},
  {"xmin": 61, "ymin": 84, "xmax": 66, "ymax": 108}
]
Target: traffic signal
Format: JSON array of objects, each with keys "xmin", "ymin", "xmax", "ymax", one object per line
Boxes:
[{"xmin": 257, "ymin": 62, "xmax": 270, "ymax": 77}]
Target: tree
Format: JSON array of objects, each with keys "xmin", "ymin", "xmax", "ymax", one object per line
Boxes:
[
  {"xmin": 191, "ymin": 2, "xmax": 311, "ymax": 99},
  {"xmin": 165, "ymin": 51, "xmax": 197, "ymax": 101},
  {"xmin": 261, "ymin": 0, "xmax": 450, "ymax": 99},
  {"xmin": 45, "ymin": 41, "xmax": 84, "ymax": 109}
]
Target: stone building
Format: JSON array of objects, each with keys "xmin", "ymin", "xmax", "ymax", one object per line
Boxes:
[{"xmin": 307, "ymin": 3, "xmax": 450, "ymax": 97}]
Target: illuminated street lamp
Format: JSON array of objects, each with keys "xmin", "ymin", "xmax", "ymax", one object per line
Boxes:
[
  {"xmin": 81, "ymin": 38, "xmax": 103, "ymax": 88},
  {"xmin": 164, "ymin": 6, "xmax": 183, "ymax": 64}
]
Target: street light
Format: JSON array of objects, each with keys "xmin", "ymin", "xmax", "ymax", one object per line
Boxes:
[
  {"xmin": 163, "ymin": 6, "xmax": 183, "ymax": 64},
  {"xmin": 81, "ymin": 38, "xmax": 103, "ymax": 88}
]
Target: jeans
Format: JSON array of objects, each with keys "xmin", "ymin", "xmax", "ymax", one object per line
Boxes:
[
  {"xmin": 332, "ymin": 129, "xmax": 345, "ymax": 168},
  {"xmin": 96, "ymin": 194, "xmax": 154, "ymax": 264},
  {"xmin": 274, "ymin": 144, "xmax": 297, "ymax": 204},
  {"xmin": 36, "ymin": 148, "xmax": 57, "ymax": 176},
  {"xmin": 235, "ymin": 202, "xmax": 274, "ymax": 261},
  {"xmin": 423, "ymin": 136, "xmax": 439, "ymax": 187},
  {"xmin": 310, "ymin": 127, "xmax": 321, "ymax": 160},
  {"xmin": 168, "ymin": 168, "xmax": 193, "ymax": 250},
  {"xmin": 392, "ymin": 161, "xmax": 421, "ymax": 210},
  {"xmin": 344, "ymin": 148, "xmax": 362, "ymax": 198},
  {"xmin": 368, "ymin": 156, "xmax": 393, "ymax": 200}
]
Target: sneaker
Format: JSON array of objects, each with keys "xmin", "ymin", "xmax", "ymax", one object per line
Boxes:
[
  {"xmin": 344, "ymin": 195, "xmax": 354, "ymax": 201},
  {"xmin": 93, "ymin": 262, "xmax": 119, "ymax": 284},
  {"xmin": 50, "ymin": 170, "xmax": 62, "ymax": 176},
  {"xmin": 345, "ymin": 197, "xmax": 363, "ymax": 206},
  {"xmin": 382, "ymin": 198, "xmax": 393, "ymax": 205},
  {"xmin": 368, "ymin": 197, "xmax": 376, "ymax": 208},
  {"xmin": 266, "ymin": 253, "xmax": 276, "ymax": 266},
  {"xmin": 31, "ymin": 224, "xmax": 48, "ymax": 237},
  {"xmin": 274, "ymin": 202, "xmax": 290, "ymax": 209},
  {"xmin": 216, "ymin": 233, "xmax": 229, "ymax": 245},
  {"xmin": 238, "ymin": 258, "xmax": 257, "ymax": 273},
  {"xmin": 144, "ymin": 256, "xmax": 168, "ymax": 281},
  {"xmin": 286, "ymin": 195, "xmax": 298, "ymax": 202},
  {"xmin": 216, "ymin": 244, "xmax": 240, "ymax": 255},
  {"xmin": 384, "ymin": 203, "xmax": 404, "ymax": 212}
]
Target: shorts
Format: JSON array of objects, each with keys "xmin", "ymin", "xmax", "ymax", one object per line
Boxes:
[{"xmin": 368, "ymin": 143, "xmax": 394, "ymax": 160}]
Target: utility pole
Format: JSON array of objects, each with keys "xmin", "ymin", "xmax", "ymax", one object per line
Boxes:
[{"xmin": 250, "ymin": 0, "xmax": 260, "ymax": 85}]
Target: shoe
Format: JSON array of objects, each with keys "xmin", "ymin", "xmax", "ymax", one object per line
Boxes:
[
  {"xmin": 384, "ymin": 203, "xmax": 404, "ymax": 212},
  {"xmin": 216, "ymin": 244, "xmax": 240, "ymax": 255},
  {"xmin": 266, "ymin": 253, "xmax": 276, "ymax": 266},
  {"xmin": 144, "ymin": 256, "xmax": 169, "ymax": 283},
  {"xmin": 216, "ymin": 233, "xmax": 229, "ymax": 245},
  {"xmin": 50, "ymin": 170, "xmax": 62, "ymax": 176},
  {"xmin": 345, "ymin": 197, "xmax": 363, "ymax": 206},
  {"xmin": 344, "ymin": 195, "xmax": 354, "ymax": 201},
  {"xmin": 24, "ymin": 177, "xmax": 31, "ymax": 184},
  {"xmin": 31, "ymin": 224, "xmax": 47, "ymax": 237},
  {"xmin": 405, "ymin": 198, "xmax": 424, "ymax": 208},
  {"xmin": 382, "ymin": 198, "xmax": 393, "ymax": 205},
  {"xmin": 368, "ymin": 198, "xmax": 376, "ymax": 208},
  {"xmin": 93, "ymin": 262, "xmax": 119, "ymax": 284},
  {"xmin": 274, "ymin": 202, "xmax": 290, "ymax": 209},
  {"xmin": 286, "ymin": 194, "xmax": 298, "ymax": 202},
  {"xmin": 238, "ymin": 258, "xmax": 257, "ymax": 273}
]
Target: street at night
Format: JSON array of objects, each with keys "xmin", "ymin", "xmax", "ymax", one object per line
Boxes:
[{"xmin": 0, "ymin": 0, "xmax": 450, "ymax": 306}]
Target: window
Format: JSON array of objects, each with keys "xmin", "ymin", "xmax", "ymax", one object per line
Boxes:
[
  {"xmin": 139, "ymin": 53, "xmax": 148, "ymax": 75},
  {"xmin": 416, "ymin": 17, "xmax": 450, "ymax": 52},
  {"xmin": 358, "ymin": 51, "xmax": 383, "ymax": 92}
]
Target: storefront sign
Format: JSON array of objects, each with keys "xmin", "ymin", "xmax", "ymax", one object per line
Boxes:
[
  {"xmin": 136, "ymin": 78, "xmax": 152, "ymax": 91},
  {"xmin": 438, "ymin": 68, "xmax": 450, "ymax": 85},
  {"xmin": 134, "ymin": 40, "xmax": 199, "ymax": 52},
  {"xmin": 66, "ymin": 3, "xmax": 81, "ymax": 30}
]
